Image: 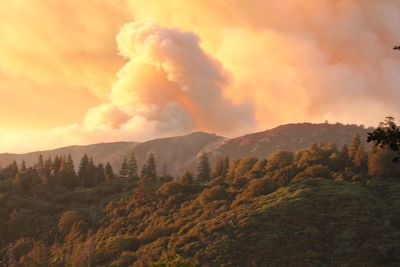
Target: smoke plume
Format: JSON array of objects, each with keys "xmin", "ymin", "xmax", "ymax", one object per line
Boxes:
[{"xmin": 84, "ymin": 21, "xmax": 253, "ymax": 137}]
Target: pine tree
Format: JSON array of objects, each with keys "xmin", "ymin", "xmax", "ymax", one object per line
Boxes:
[
  {"xmin": 141, "ymin": 153, "xmax": 157, "ymax": 180},
  {"xmin": 53, "ymin": 155, "xmax": 62, "ymax": 174},
  {"xmin": 138, "ymin": 154, "xmax": 157, "ymax": 194},
  {"xmin": 78, "ymin": 154, "xmax": 89, "ymax": 188},
  {"xmin": 58, "ymin": 156, "xmax": 77, "ymax": 190},
  {"xmin": 13, "ymin": 173, "xmax": 24, "ymax": 193},
  {"xmin": 119, "ymin": 158, "xmax": 128, "ymax": 178},
  {"xmin": 43, "ymin": 158, "xmax": 54, "ymax": 177},
  {"xmin": 87, "ymin": 157, "xmax": 97, "ymax": 187},
  {"xmin": 8, "ymin": 161, "xmax": 19, "ymax": 178},
  {"xmin": 105, "ymin": 162, "xmax": 114, "ymax": 180},
  {"xmin": 127, "ymin": 153, "xmax": 138, "ymax": 182},
  {"xmin": 20, "ymin": 160, "xmax": 27, "ymax": 173},
  {"xmin": 197, "ymin": 153, "xmax": 210, "ymax": 182},
  {"xmin": 37, "ymin": 154, "xmax": 44, "ymax": 176}
]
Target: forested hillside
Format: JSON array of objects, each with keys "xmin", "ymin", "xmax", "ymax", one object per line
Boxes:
[
  {"xmin": 0, "ymin": 132, "xmax": 225, "ymax": 176},
  {"xmin": 1, "ymin": 135, "xmax": 400, "ymax": 266},
  {"xmin": 0, "ymin": 123, "xmax": 369, "ymax": 177}
]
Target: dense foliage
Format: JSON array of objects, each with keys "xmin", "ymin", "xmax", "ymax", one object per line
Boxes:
[
  {"xmin": 1, "ymin": 136, "xmax": 400, "ymax": 266},
  {"xmin": 368, "ymin": 117, "xmax": 400, "ymax": 162}
]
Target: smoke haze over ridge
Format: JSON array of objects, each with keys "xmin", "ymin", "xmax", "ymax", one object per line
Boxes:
[{"xmin": 0, "ymin": 0, "xmax": 399, "ymax": 152}]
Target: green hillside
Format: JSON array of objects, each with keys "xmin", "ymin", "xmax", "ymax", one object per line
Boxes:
[{"xmin": 1, "ymin": 135, "xmax": 400, "ymax": 266}]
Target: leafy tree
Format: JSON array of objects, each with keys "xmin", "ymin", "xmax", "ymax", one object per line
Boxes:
[
  {"xmin": 58, "ymin": 210, "xmax": 84, "ymax": 233},
  {"xmin": 368, "ymin": 145, "xmax": 400, "ymax": 179},
  {"xmin": 249, "ymin": 159, "xmax": 267, "ymax": 178},
  {"xmin": 267, "ymin": 151, "xmax": 294, "ymax": 170},
  {"xmin": 234, "ymin": 157, "xmax": 258, "ymax": 177},
  {"xmin": 227, "ymin": 159, "xmax": 239, "ymax": 180},
  {"xmin": 349, "ymin": 134, "xmax": 361, "ymax": 159},
  {"xmin": 353, "ymin": 143, "xmax": 367, "ymax": 173},
  {"xmin": 368, "ymin": 117, "xmax": 400, "ymax": 162}
]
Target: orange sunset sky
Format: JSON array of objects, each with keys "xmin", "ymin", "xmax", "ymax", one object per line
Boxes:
[{"xmin": 0, "ymin": 0, "xmax": 400, "ymax": 153}]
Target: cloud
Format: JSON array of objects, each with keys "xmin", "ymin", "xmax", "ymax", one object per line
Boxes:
[
  {"xmin": 127, "ymin": 0, "xmax": 400, "ymax": 128},
  {"xmin": 0, "ymin": 0, "xmax": 129, "ymax": 128},
  {"xmin": 2, "ymin": 1, "xmax": 400, "ymax": 152},
  {"xmin": 84, "ymin": 21, "xmax": 254, "ymax": 136}
]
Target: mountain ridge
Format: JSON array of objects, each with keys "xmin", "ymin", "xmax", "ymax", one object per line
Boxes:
[{"xmin": 0, "ymin": 123, "xmax": 371, "ymax": 175}]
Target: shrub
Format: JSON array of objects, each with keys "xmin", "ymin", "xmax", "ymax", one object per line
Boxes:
[
  {"xmin": 304, "ymin": 164, "xmax": 331, "ymax": 179},
  {"xmin": 198, "ymin": 186, "xmax": 229, "ymax": 207},
  {"xmin": 158, "ymin": 182, "xmax": 186, "ymax": 196},
  {"xmin": 58, "ymin": 210, "xmax": 84, "ymax": 233}
]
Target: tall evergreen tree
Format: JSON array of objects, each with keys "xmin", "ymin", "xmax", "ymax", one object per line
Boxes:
[
  {"xmin": 96, "ymin": 164, "xmax": 106, "ymax": 184},
  {"xmin": 78, "ymin": 154, "xmax": 89, "ymax": 188},
  {"xmin": 119, "ymin": 159, "xmax": 128, "ymax": 178},
  {"xmin": 58, "ymin": 156, "xmax": 77, "ymax": 190},
  {"xmin": 20, "ymin": 160, "xmax": 27, "ymax": 173},
  {"xmin": 53, "ymin": 156, "xmax": 62, "ymax": 174},
  {"xmin": 197, "ymin": 153, "xmax": 211, "ymax": 182},
  {"xmin": 87, "ymin": 157, "xmax": 97, "ymax": 187},
  {"xmin": 43, "ymin": 158, "xmax": 54, "ymax": 178},
  {"xmin": 37, "ymin": 154, "xmax": 44, "ymax": 176},
  {"xmin": 141, "ymin": 153, "xmax": 157, "ymax": 180},
  {"xmin": 127, "ymin": 153, "xmax": 138, "ymax": 182},
  {"xmin": 105, "ymin": 162, "xmax": 114, "ymax": 180}
]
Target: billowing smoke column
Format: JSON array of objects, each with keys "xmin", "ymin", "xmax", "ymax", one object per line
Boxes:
[
  {"xmin": 85, "ymin": 21, "xmax": 253, "ymax": 137},
  {"xmin": 127, "ymin": 0, "xmax": 400, "ymax": 129}
]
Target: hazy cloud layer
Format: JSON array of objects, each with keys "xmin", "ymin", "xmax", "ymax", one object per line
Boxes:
[
  {"xmin": 127, "ymin": 0, "xmax": 400, "ymax": 129},
  {"xmin": 1, "ymin": 1, "xmax": 400, "ymax": 152}
]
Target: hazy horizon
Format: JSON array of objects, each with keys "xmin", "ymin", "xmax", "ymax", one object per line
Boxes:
[
  {"xmin": 0, "ymin": 121, "xmax": 372, "ymax": 154},
  {"xmin": 1, "ymin": 1, "xmax": 399, "ymax": 152}
]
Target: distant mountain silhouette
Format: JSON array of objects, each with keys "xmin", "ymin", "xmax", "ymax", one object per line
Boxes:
[
  {"xmin": 208, "ymin": 123, "xmax": 371, "ymax": 160},
  {"xmin": 0, "ymin": 141, "xmax": 137, "ymax": 171},
  {"xmin": 0, "ymin": 123, "xmax": 371, "ymax": 175},
  {"xmin": 0, "ymin": 132, "xmax": 226, "ymax": 175}
]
